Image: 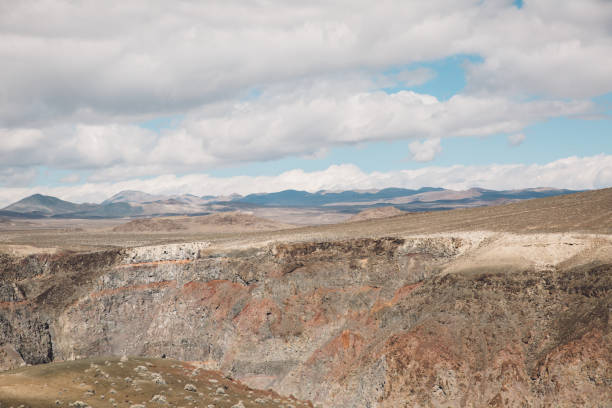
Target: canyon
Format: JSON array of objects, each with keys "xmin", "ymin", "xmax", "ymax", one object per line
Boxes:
[{"xmin": 0, "ymin": 189, "xmax": 611, "ymax": 407}]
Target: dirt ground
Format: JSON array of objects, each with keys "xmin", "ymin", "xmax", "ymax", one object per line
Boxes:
[{"xmin": 0, "ymin": 188, "xmax": 610, "ymax": 253}]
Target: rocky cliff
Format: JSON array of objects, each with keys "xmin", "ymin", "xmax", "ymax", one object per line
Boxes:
[{"xmin": 1, "ymin": 232, "xmax": 610, "ymax": 407}]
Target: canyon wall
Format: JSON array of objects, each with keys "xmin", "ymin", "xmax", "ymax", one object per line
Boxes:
[{"xmin": 1, "ymin": 234, "xmax": 611, "ymax": 407}]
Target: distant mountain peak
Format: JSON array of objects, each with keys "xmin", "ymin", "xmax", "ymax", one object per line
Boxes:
[
  {"xmin": 0, "ymin": 187, "xmax": 580, "ymax": 220},
  {"xmin": 2, "ymin": 193, "xmax": 80, "ymax": 215},
  {"xmin": 102, "ymin": 190, "xmax": 165, "ymax": 204},
  {"xmin": 5, "ymin": 193, "xmax": 67, "ymax": 206}
]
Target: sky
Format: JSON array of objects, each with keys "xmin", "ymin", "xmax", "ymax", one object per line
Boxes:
[{"xmin": 0, "ymin": 0, "xmax": 611, "ymax": 206}]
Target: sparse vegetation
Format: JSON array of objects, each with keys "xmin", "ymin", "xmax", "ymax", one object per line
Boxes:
[{"xmin": 0, "ymin": 357, "xmax": 311, "ymax": 407}]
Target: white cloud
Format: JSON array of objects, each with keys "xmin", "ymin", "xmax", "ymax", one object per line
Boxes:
[
  {"xmin": 0, "ymin": 0, "xmax": 610, "ymax": 186},
  {"xmin": 463, "ymin": 1, "xmax": 612, "ymax": 98},
  {"xmin": 166, "ymin": 89, "xmax": 590, "ymax": 171},
  {"xmin": 0, "ymin": 89, "xmax": 592, "ymax": 180},
  {"xmin": 0, "ymin": 167, "xmax": 37, "ymax": 188},
  {"xmin": 0, "ymin": 128, "xmax": 44, "ymax": 152},
  {"xmin": 0, "ymin": 154, "xmax": 610, "ymax": 207},
  {"xmin": 507, "ymin": 133, "xmax": 525, "ymax": 146},
  {"xmin": 1, "ymin": 0, "xmax": 610, "ymax": 128},
  {"xmin": 59, "ymin": 174, "xmax": 80, "ymax": 184},
  {"xmin": 409, "ymin": 138, "xmax": 442, "ymax": 162}
]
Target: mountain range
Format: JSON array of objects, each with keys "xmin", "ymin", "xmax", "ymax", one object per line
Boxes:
[{"xmin": 0, "ymin": 187, "xmax": 577, "ymax": 219}]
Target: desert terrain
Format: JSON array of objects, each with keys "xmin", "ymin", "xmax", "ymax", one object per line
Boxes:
[{"xmin": 0, "ymin": 188, "xmax": 610, "ymax": 407}]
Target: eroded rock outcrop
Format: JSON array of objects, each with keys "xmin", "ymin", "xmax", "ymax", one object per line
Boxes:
[
  {"xmin": 0, "ymin": 250, "xmax": 122, "ymax": 369},
  {"xmin": 1, "ymin": 234, "xmax": 611, "ymax": 407}
]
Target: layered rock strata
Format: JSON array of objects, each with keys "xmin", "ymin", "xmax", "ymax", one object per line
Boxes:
[{"xmin": 1, "ymin": 235, "xmax": 611, "ymax": 407}]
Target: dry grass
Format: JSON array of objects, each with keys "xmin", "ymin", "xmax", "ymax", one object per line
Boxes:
[{"xmin": 0, "ymin": 357, "xmax": 310, "ymax": 407}]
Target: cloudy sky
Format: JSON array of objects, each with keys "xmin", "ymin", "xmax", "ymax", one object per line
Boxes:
[{"xmin": 0, "ymin": 0, "xmax": 611, "ymax": 205}]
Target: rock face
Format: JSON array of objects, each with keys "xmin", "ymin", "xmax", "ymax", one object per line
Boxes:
[
  {"xmin": 0, "ymin": 343, "xmax": 25, "ymax": 371},
  {"xmin": 0, "ymin": 250, "xmax": 121, "ymax": 369},
  {"xmin": 1, "ymin": 234, "xmax": 611, "ymax": 407}
]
